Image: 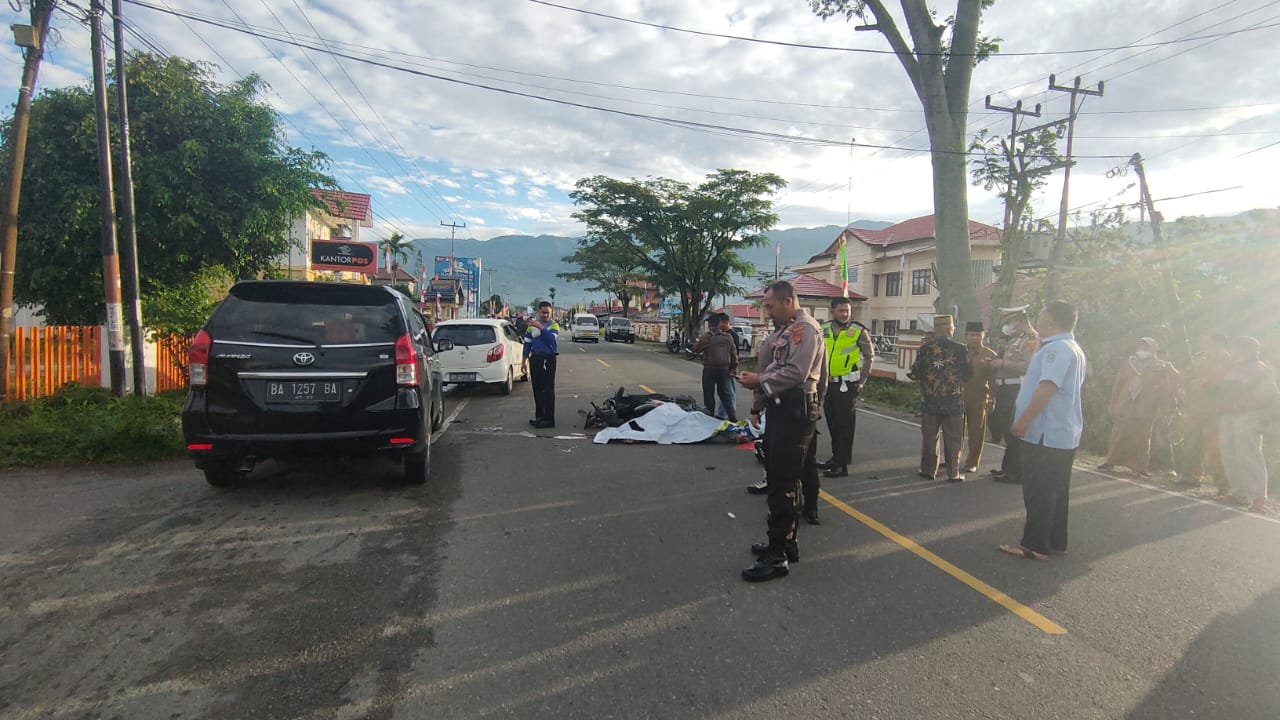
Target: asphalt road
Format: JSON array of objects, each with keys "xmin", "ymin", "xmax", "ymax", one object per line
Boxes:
[{"xmin": 2, "ymin": 338, "xmax": 1278, "ymax": 719}]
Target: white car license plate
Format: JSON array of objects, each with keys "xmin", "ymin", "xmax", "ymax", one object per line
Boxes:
[
  {"xmin": 265, "ymin": 380, "xmax": 341, "ymax": 403},
  {"xmin": 450, "ymin": 373, "xmax": 477, "ymax": 382}
]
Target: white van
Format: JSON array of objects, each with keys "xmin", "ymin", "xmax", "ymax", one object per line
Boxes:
[{"xmin": 571, "ymin": 313, "xmax": 600, "ymax": 343}]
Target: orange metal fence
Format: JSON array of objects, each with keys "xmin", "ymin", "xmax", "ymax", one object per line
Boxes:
[
  {"xmin": 3, "ymin": 326, "xmax": 102, "ymax": 401},
  {"xmin": 155, "ymin": 335, "xmax": 190, "ymax": 393}
]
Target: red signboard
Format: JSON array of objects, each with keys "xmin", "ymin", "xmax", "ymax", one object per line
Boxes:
[{"xmin": 310, "ymin": 239, "xmax": 377, "ymax": 273}]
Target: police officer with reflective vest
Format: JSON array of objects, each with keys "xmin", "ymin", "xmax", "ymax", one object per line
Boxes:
[
  {"xmin": 736, "ymin": 281, "xmax": 827, "ymax": 582},
  {"xmin": 820, "ymin": 296, "xmax": 874, "ymax": 479}
]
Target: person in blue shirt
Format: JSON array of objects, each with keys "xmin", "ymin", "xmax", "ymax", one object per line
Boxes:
[
  {"xmin": 522, "ymin": 301, "xmax": 560, "ymax": 428},
  {"xmin": 999, "ymin": 300, "xmax": 1087, "ymax": 561}
]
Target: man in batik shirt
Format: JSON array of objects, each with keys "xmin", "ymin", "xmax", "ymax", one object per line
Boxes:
[{"xmin": 910, "ymin": 315, "xmax": 973, "ymax": 481}]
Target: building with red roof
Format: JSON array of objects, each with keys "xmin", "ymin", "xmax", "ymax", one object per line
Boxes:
[
  {"xmin": 280, "ymin": 188, "xmax": 377, "ymax": 282},
  {"xmin": 789, "ymin": 214, "xmax": 1001, "ymax": 338},
  {"xmin": 746, "ymin": 274, "xmax": 867, "ymax": 323}
]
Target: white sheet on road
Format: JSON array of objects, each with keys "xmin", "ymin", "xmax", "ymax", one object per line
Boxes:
[{"xmin": 592, "ymin": 402, "xmax": 756, "ymax": 445}]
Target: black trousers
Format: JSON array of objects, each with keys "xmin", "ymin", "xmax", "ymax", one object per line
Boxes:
[
  {"xmin": 991, "ymin": 384, "xmax": 1023, "ymax": 477},
  {"xmin": 764, "ymin": 398, "xmax": 818, "ymax": 552},
  {"xmin": 701, "ymin": 367, "xmax": 737, "ymax": 421},
  {"xmin": 529, "ymin": 355, "xmax": 557, "ymax": 422},
  {"xmin": 1018, "ymin": 439, "xmax": 1076, "ymax": 554},
  {"xmin": 823, "ymin": 382, "xmax": 858, "ymax": 467}
]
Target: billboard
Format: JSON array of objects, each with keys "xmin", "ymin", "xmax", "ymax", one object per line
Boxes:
[
  {"xmin": 311, "ymin": 239, "xmax": 377, "ymax": 273},
  {"xmin": 433, "ymin": 256, "xmax": 482, "ymax": 315}
]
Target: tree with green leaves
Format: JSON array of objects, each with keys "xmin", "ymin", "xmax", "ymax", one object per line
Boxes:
[
  {"xmin": 809, "ymin": 0, "xmax": 998, "ymax": 323},
  {"xmin": 2, "ymin": 52, "xmax": 335, "ymax": 324},
  {"xmin": 570, "ymin": 169, "xmax": 784, "ymax": 343},
  {"xmin": 558, "ymin": 239, "xmax": 646, "ymax": 317},
  {"xmin": 548, "ymin": 287, "xmax": 557, "ymax": 306},
  {"xmin": 969, "ymin": 125, "xmax": 1068, "ymax": 325},
  {"xmin": 379, "ymin": 231, "xmax": 413, "ymax": 274}
]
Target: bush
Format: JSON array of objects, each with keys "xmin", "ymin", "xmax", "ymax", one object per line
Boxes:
[
  {"xmin": 860, "ymin": 376, "xmax": 921, "ymax": 414},
  {"xmin": 0, "ymin": 384, "xmax": 186, "ymax": 467}
]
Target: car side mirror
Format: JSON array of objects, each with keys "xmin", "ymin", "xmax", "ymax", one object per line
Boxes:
[{"xmin": 435, "ymin": 339, "xmax": 454, "ymax": 352}]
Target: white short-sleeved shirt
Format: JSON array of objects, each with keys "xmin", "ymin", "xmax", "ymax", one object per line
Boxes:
[{"xmin": 1014, "ymin": 332, "xmax": 1087, "ymax": 449}]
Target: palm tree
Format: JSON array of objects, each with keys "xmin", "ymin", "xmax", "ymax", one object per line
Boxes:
[
  {"xmin": 548, "ymin": 286, "xmax": 557, "ymax": 305},
  {"xmin": 379, "ymin": 232, "xmax": 414, "ymax": 274}
]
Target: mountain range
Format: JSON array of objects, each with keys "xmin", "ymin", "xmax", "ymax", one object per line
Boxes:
[{"xmin": 408, "ymin": 220, "xmax": 892, "ymax": 309}]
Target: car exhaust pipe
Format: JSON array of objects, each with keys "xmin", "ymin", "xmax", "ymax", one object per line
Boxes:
[{"xmin": 238, "ymin": 456, "xmax": 257, "ymax": 473}]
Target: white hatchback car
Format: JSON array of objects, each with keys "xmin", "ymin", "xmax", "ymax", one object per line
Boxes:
[{"xmin": 431, "ymin": 319, "xmax": 528, "ymax": 394}]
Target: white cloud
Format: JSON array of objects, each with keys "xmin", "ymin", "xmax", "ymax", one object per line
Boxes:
[{"xmin": 2, "ymin": 0, "xmax": 1273, "ymax": 244}]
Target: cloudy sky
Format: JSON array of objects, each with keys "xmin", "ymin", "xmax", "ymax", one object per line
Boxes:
[{"xmin": 2, "ymin": 0, "xmax": 1277, "ymax": 243}]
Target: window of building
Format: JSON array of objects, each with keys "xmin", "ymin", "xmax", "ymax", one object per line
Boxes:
[
  {"xmin": 885, "ymin": 271, "xmax": 902, "ymax": 297},
  {"xmin": 883, "ymin": 319, "xmax": 899, "ymax": 336},
  {"xmin": 911, "ymin": 268, "xmax": 932, "ymax": 295},
  {"xmin": 872, "ymin": 274, "xmax": 880, "ymax": 297},
  {"xmin": 847, "ymin": 266, "xmax": 858, "ymax": 284},
  {"xmin": 909, "ymin": 320, "xmax": 919, "ymax": 332},
  {"xmin": 870, "ymin": 319, "xmax": 879, "ymax": 334},
  {"xmin": 972, "ymin": 259, "xmax": 995, "ymax": 287}
]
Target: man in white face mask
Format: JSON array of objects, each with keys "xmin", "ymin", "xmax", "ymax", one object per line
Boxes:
[
  {"xmin": 988, "ymin": 306, "xmax": 1040, "ymax": 484},
  {"xmin": 1098, "ymin": 337, "xmax": 1180, "ymax": 477}
]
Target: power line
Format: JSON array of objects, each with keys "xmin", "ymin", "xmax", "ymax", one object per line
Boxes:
[
  {"xmin": 119, "ymin": 1, "xmax": 1134, "ymax": 161},
  {"xmin": 525, "ymin": 0, "xmax": 1280, "ymax": 58},
  {"xmin": 280, "ymin": 0, "xmax": 458, "ymax": 222}
]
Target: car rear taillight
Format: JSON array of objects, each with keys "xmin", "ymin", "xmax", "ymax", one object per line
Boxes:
[
  {"xmin": 189, "ymin": 330, "xmax": 212, "ymax": 386},
  {"xmin": 395, "ymin": 334, "xmax": 418, "ymax": 386},
  {"xmin": 486, "ymin": 344, "xmax": 504, "ymax": 363}
]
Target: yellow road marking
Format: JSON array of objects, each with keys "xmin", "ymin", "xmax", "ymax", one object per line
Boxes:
[
  {"xmin": 820, "ymin": 490, "xmax": 1067, "ymax": 635},
  {"xmin": 639, "ymin": 384, "xmax": 656, "ymax": 394},
  {"xmin": 596, "ymin": 358, "xmax": 610, "ymax": 367}
]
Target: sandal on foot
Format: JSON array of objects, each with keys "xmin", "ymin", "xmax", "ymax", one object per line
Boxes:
[{"xmin": 998, "ymin": 544, "xmax": 1049, "ymax": 561}]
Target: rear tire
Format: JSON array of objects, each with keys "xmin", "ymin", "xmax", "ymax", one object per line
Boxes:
[
  {"xmin": 404, "ymin": 437, "xmax": 430, "ymax": 485},
  {"xmin": 203, "ymin": 463, "xmax": 240, "ymax": 488},
  {"xmin": 500, "ymin": 367, "xmax": 514, "ymax": 395}
]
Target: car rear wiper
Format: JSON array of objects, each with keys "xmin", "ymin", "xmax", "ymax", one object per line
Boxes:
[{"xmin": 251, "ymin": 330, "xmax": 318, "ymax": 345}]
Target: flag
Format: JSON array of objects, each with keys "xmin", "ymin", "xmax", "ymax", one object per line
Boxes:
[
  {"xmin": 435, "ymin": 292, "xmax": 442, "ymax": 318},
  {"xmin": 840, "ymin": 236, "xmax": 849, "ymax": 298}
]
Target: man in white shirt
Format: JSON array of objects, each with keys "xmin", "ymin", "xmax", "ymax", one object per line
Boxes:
[{"xmin": 998, "ymin": 300, "xmax": 1087, "ymax": 561}]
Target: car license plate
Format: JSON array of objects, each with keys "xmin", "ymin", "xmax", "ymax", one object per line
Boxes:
[
  {"xmin": 265, "ymin": 380, "xmax": 342, "ymax": 403},
  {"xmin": 449, "ymin": 373, "xmax": 477, "ymax": 383}
]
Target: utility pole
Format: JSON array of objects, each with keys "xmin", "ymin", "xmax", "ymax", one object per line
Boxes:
[
  {"xmin": 440, "ymin": 220, "xmax": 465, "ymax": 316},
  {"xmin": 1130, "ymin": 153, "xmax": 1190, "ymax": 366},
  {"xmin": 112, "ymin": 0, "xmax": 145, "ymax": 396},
  {"xmin": 984, "ymin": 96, "xmax": 1042, "ymax": 257},
  {"xmin": 90, "ymin": 0, "xmax": 127, "ymax": 396},
  {"xmin": 0, "ymin": 0, "xmax": 55, "ymax": 402},
  {"xmin": 1045, "ymin": 74, "xmax": 1104, "ymax": 299}
]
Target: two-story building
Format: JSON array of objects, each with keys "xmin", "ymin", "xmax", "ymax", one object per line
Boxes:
[
  {"xmin": 789, "ymin": 214, "xmax": 1001, "ymax": 338},
  {"xmin": 281, "ymin": 189, "xmax": 376, "ymax": 282}
]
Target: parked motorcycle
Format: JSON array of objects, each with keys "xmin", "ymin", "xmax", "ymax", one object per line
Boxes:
[{"xmin": 666, "ymin": 331, "xmax": 682, "ymax": 354}]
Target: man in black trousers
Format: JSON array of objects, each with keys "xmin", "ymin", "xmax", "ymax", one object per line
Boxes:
[
  {"xmin": 999, "ymin": 301, "xmax": 1087, "ymax": 561},
  {"xmin": 521, "ymin": 302, "xmax": 559, "ymax": 429}
]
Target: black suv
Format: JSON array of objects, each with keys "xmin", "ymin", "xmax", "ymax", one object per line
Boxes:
[{"xmin": 182, "ymin": 281, "xmax": 450, "ymax": 487}]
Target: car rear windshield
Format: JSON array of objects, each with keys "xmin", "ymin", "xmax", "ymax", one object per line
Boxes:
[
  {"xmin": 207, "ymin": 283, "xmax": 403, "ymax": 345},
  {"xmin": 611, "ymin": 319, "xmax": 631, "ymax": 327},
  {"xmin": 432, "ymin": 324, "xmax": 497, "ymax": 346},
  {"xmin": 576, "ymin": 317, "xmax": 598, "ymax": 326}
]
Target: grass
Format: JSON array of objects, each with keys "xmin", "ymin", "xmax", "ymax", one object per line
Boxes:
[
  {"xmin": 859, "ymin": 376, "xmax": 922, "ymax": 415},
  {"xmin": 0, "ymin": 384, "xmax": 187, "ymax": 468}
]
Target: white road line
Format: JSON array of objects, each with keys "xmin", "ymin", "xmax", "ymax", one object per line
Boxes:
[
  {"xmin": 861, "ymin": 407, "xmax": 1280, "ymax": 526},
  {"xmin": 430, "ymin": 397, "xmax": 469, "ymax": 445}
]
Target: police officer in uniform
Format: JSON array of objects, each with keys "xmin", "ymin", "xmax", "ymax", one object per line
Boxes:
[
  {"xmin": 988, "ymin": 306, "xmax": 1040, "ymax": 483},
  {"xmin": 736, "ymin": 281, "xmax": 827, "ymax": 582},
  {"xmin": 819, "ymin": 296, "xmax": 874, "ymax": 479}
]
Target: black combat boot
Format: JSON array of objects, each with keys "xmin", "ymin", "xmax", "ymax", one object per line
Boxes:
[
  {"xmin": 751, "ymin": 539, "xmax": 799, "ymax": 563},
  {"xmin": 741, "ymin": 552, "xmax": 789, "ymax": 582}
]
